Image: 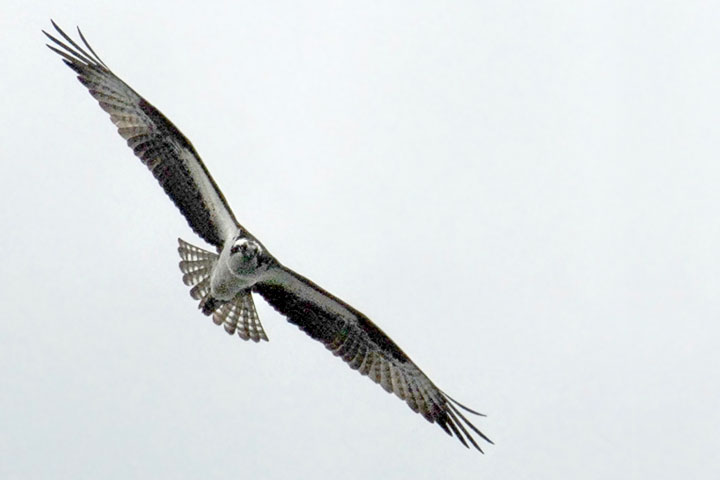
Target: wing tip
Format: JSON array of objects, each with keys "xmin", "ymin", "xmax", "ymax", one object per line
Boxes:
[
  {"xmin": 422, "ymin": 387, "xmax": 492, "ymax": 452},
  {"xmin": 44, "ymin": 20, "xmax": 108, "ymax": 70}
]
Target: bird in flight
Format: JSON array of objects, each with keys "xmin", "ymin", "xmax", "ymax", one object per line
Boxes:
[{"xmin": 44, "ymin": 20, "xmax": 492, "ymax": 452}]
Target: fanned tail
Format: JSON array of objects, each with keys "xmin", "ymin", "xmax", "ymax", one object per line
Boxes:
[
  {"xmin": 177, "ymin": 238, "xmax": 268, "ymax": 342},
  {"xmin": 211, "ymin": 293, "xmax": 268, "ymax": 342}
]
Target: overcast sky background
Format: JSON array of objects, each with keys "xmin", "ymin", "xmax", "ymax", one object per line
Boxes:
[{"xmin": 2, "ymin": 1, "xmax": 719, "ymax": 478}]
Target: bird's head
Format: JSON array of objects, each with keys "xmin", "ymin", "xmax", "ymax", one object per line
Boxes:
[{"xmin": 228, "ymin": 235, "xmax": 268, "ymax": 275}]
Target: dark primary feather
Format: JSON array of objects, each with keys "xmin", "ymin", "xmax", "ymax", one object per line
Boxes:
[
  {"xmin": 254, "ymin": 265, "xmax": 493, "ymax": 452},
  {"xmin": 43, "ymin": 21, "xmax": 238, "ymax": 248}
]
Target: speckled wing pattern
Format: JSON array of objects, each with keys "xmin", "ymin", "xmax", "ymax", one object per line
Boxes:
[
  {"xmin": 254, "ymin": 265, "xmax": 493, "ymax": 451},
  {"xmin": 178, "ymin": 238, "xmax": 267, "ymax": 342},
  {"xmin": 43, "ymin": 21, "xmax": 238, "ymax": 249}
]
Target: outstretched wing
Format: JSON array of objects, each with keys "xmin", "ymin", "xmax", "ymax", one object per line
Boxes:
[
  {"xmin": 254, "ymin": 264, "xmax": 492, "ymax": 452},
  {"xmin": 44, "ymin": 21, "xmax": 238, "ymax": 248}
]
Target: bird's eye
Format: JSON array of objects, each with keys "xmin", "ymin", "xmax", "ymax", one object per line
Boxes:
[{"xmin": 230, "ymin": 241, "xmax": 246, "ymax": 255}]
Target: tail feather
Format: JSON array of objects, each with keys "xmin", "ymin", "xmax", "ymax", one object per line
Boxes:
[
  {"xmin": 190, "ymin": 278, "xmax": 211, "ymax": 301},
  {"xmin": 213, "ymin": 294, "xmax": 268, "ymax": 342},
  {"xmin": 181, "ymin": 264, "xmax": 214, "ymax": 287},
  {"xmin": 177, "ymin": 238, "xmax": 268, "ymax": 342}
]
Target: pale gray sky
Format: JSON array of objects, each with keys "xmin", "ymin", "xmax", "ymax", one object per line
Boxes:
[{"xmin": 2, "ymin": 1, "xmax": 719, "ymax": 478}]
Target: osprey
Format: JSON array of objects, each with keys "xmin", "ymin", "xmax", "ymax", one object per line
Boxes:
[{"xmin": 44, "ymin": 21, "xmax": 492, "ymax": 452}]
